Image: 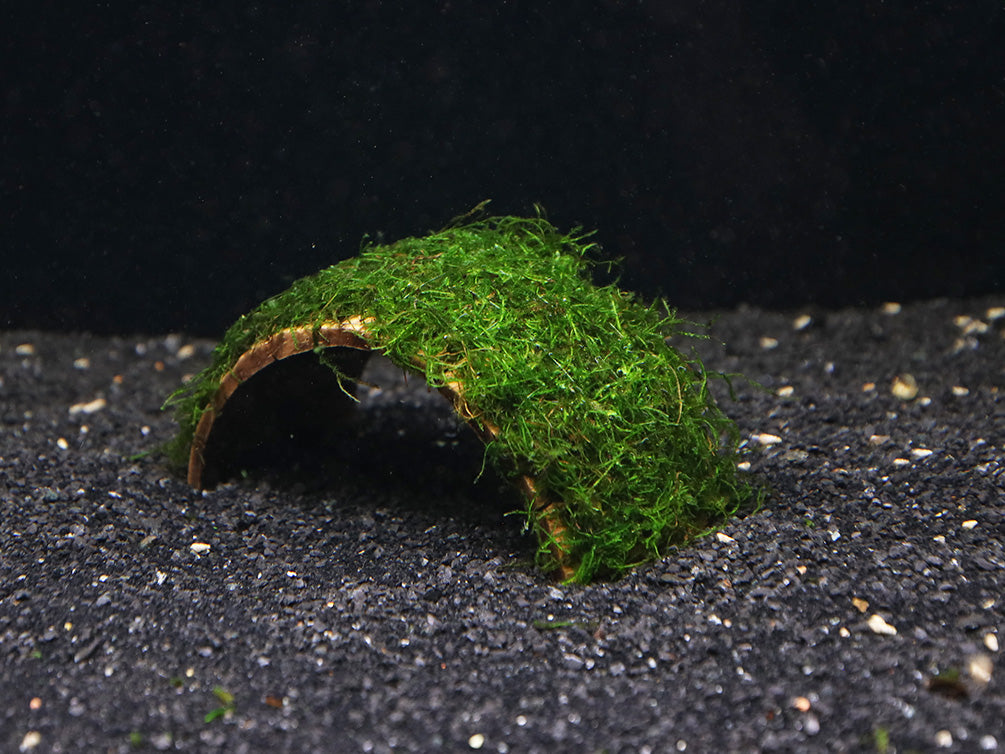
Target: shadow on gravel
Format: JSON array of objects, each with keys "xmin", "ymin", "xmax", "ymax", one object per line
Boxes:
[{"xmin": 196, "ymin": 352, "xmax": 524, "ymax": 531}]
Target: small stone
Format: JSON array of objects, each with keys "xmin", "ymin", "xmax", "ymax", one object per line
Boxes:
[
  {"xmin": 952, "ymin": 386, "xmax": 970, "ymax": 396},
  {"xmin": 969, "ymin": 654, "xmax": 993, "ymax": 685},
  {"xmin": 776, "ymin": 385, "xmax": 794, "ymax": 397},
  {"xmin": 891, "ymin": 374, "xmax": 918, "ymax": 400},
  {"xmin": 68, "ymin": 397, "xmax": 107, "ymax": 415},
  {"xmin": 752, "ymin": 433, "xmax": 782, "ymax": 446},
  {"xmin": 881, "ymin": 302, "xmax": 902, "ymax": 315},
  {"xmin": 892, "ymin": 458, "xmax": 910, "ymax": 468},
  {"xmin": 868, "ymin": 434, "xmax": 890, "ymax": 446},
  {"xmin": 935, "ymin": 730, "xmax": 953, "ymax": 748},
  {"xmin": 962, "ymin": 520, "xmax": 978, "ymax": 530},
  {"xmin": 177, "ymin": 344, "xmax": 197, "ymax": 360},
  {"xmin": 852, "ymin": 597, "xmax": 869, "ymax": 613},
  {"xmin": 792, "ymin": 696, "xmax": 811, "ymax": 712},
  {"xmin": 980, "ymin": 734, "xmax": 998, "ymax": 750},
  {"xmin": 56, "ymin": 438, "xmax": 69, "ymax": 450},
  {"xmin": 987, "ymin": 306, "xmax": 1005, "ymax": 321},
  {"xmin": 190, "ymin": 542, "xmax": 211, "ymax": 554},
  {"xmin": 19, "ymin": 731, "xmax": 41, "ymax": 751},
  {"xmin": 15, "ymin": 343, "xmax": 36, "ymax": 356},
  {"xmin": 759, "ymin": 336, "xmax": 779, "ymax": 350},
  {"xmin": 910, "ymin": 448, "xmax": 934, "ymax": 459},
  {"xmin": 793, "ymin": 314, "xmax": 812, "ymax": 330},
  {"xmin": 468, "ymin": 733, "xmax": 485, "ymax": 749},
  {"xmin": 715, "ymin": 532, "xmax": 735, "ymax": 544},
  {"xmin": 867, "ymin": 614, "xmax": 897, "ymax": 636},
  {"xmin": 862, "ymin": 382, "xmax": 876, "ymax": 392},
  {"xmin": 984, "ymin": 633, "xmax": 999, "ymax": 652},
  {"xmin": 72, "ymin": 357, "xmax": 90, "ymax": 369}
]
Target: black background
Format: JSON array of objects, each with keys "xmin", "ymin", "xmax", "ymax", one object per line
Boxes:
[{"xmin": 3, "ymin": 1, "xmax": 1003, "ymax": 336}]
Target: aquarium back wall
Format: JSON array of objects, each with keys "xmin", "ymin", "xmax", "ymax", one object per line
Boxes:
[{"xmin": 2, "ymin": 2, "xmax": 1001, "ymax": 335}]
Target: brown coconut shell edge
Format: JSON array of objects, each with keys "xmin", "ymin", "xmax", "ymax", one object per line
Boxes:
[{"xmin": 186, "ymin": 318, "xmax": 574, "ymax": 580}]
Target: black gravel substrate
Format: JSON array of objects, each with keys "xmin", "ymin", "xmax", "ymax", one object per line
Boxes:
[{"xmin": 2, "ymin": 297, "xmax": 1003, "ymax": 753}]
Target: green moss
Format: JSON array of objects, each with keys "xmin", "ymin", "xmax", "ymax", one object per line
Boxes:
[{"xmin": 164, "ymin": 211, "xmax": 755, "ymax": 582}]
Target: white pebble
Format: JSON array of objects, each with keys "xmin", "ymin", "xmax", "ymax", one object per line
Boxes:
[
  {"xmin": 15, "ymin": 343, "xmax": 36, "ymax": 356},
  {"xmin": 980, "ymin": 734, "xmax": 998, "ymax": 750},
  {"xmin": 984, "ymin": 633, "xmax": 999, "ymax": 652},
  {"xmin": 752, "ymin": 433, "xmax": 782, "ymax": 446},
  {"xmin": 793, "ymin": 314, "xmax": 812, "ymax": 330},
  {"xmin": 190, "ymin": 542, "xmax": 211, "ymax": 554},
  {"xmin": 881, "ymin": 302, "xmax": 902, "ymax": 315},
  {"xmin": 910, "ymin": 448, "xmax": 934, "ymax": 459},
  {"xmin": 867, "ymin": 614, "xmax": 897, "ymax": 636},
  {"xmin": 468, "ymin": 733, "xmax": 485, "ymax": 749},
  {"xmin": 56, "ymin": 438, "xmax": 69, "ymax": 450},
  {"xmin": 987, "ymin": 306, "xmax": 1005, "ymax": 321},
  {"xmin": 952, "ymin": 385, "xmax": 970, "ymax": 396},
  {"xmin": 935, "ymin": 729, "xmax": 953, "ymax": 748},
  {"xmin": 715, "ymin": 532, "xmax": 735, "ymax": 544},
  {"xmin": 776, "ymin": 385, "xmax": 794, "ymax": 397},
  {"xmin": 962, "ymin": 520, "xmax": 978, "ymax": 530},
  {"xmin": 19, "ymin": 731, "xmax": 41, "ymax": 751}
]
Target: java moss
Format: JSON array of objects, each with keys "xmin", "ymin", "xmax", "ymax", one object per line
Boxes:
[{"xmin": 164, "ymin": 212, "xmax": 755, "ymax": 582}]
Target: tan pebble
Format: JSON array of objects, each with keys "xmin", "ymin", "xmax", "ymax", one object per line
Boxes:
[
  {"xmin": 177, "ymin": 344, "xmax": 196, "ymax": 360},
  {"xmin": 468, "ymin": 733, "xmax": 485, "ymax": 749},
  {"xmin": 891, "ymin": 374, "xmax": 918, "ymax": 400},
  {"xmin": 881, "ymin": 302, "xmax": 902, "ymax": 315},
  {"xmin": 72, "ymin": 357, "xmax": 90, "ymax": 369},
  {"xmin": 868, "ymin": 434, "xmax": 890, "ymax": 445},
  {"xmin": 933, "ymin": 535, "xmax": 946, "ymax": 544},
  {"xmin": 962, "ymin": 520, "xmax": 978, "ymax": 530},
  {"xmin": 951, "ymin": 385, "xmax": 970, "ymax": 396},
  {"xmin": 867, "ymin": 614, "xmax": 897, "ymax": 636},
  {"xmin": 987, "ymin": 306, "xmax": 1005, "ymax": 321},
  {"xmin": 984, "ymin": 633, "xmax": 999, "ymax": 652},
  {"xmin": 68, "ymin": 397, "xmax": 107, "ymax": 416},
  {"xmin": 964, "ymin": 319, "xmax": 990, "ymax": 335},
  {"xmin": 934, "ymin": 729, "xmax": 953, "ymax": 748},
  {"xmin": 793, "ymin": 314, "xmax": 812, "ymax": 331},
  {"xmin": 852, "ymin": 597, "xmax": 869, "ymax": 613},
  {"xmin": 29, "ymin": 697, "xmax": 42, "ymax": 710},
  {"xmin": 795, "ymin": 565, "xmax": 807, "ymax": 575},
  {"xmin": 19, "ymin": 731, "xmax": 42, "ymax": 751},
  {"xmin": 715, "ymin": 532, "xmax": 735, "ymax": 544},
  {"xmin": 839, "ymin": 627, "xmax": 850, "ymax": 637},
  {"xmin": 759, "ymin": 336, "xmax": 779, "ymax": 350},
  {"xmin": 753, "ymin": 433, "xmax": 782, "ymax": 446},
  {"xmin": 792, "ymin": 696, "xmax": 811, "ymax": 712},
  {"xmin": 968, "ymin": 654, "xmax": 993, "ymax": 685},
  {"xmin": 15, "ymin": 343, "xmax": 36, "ymax": 356},
  {"xmin": 777, "ymin": 385, "xmax": 794, "ymax": 397},
  {"xmin": 892, "ymin": 458, "xmax": 910, "ymax": 467},
  {"xmin": 56, "ymin": 438, "xmax": 69, "ymax": 450},
  {"xmin": 862, "ymin": 382, "xmax": 876, "ymax": 392}
]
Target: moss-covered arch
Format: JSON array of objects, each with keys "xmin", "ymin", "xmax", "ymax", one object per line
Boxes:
[{"xmin": 164, "ymin": 213, "xmax": 753, "ymax": 582}]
